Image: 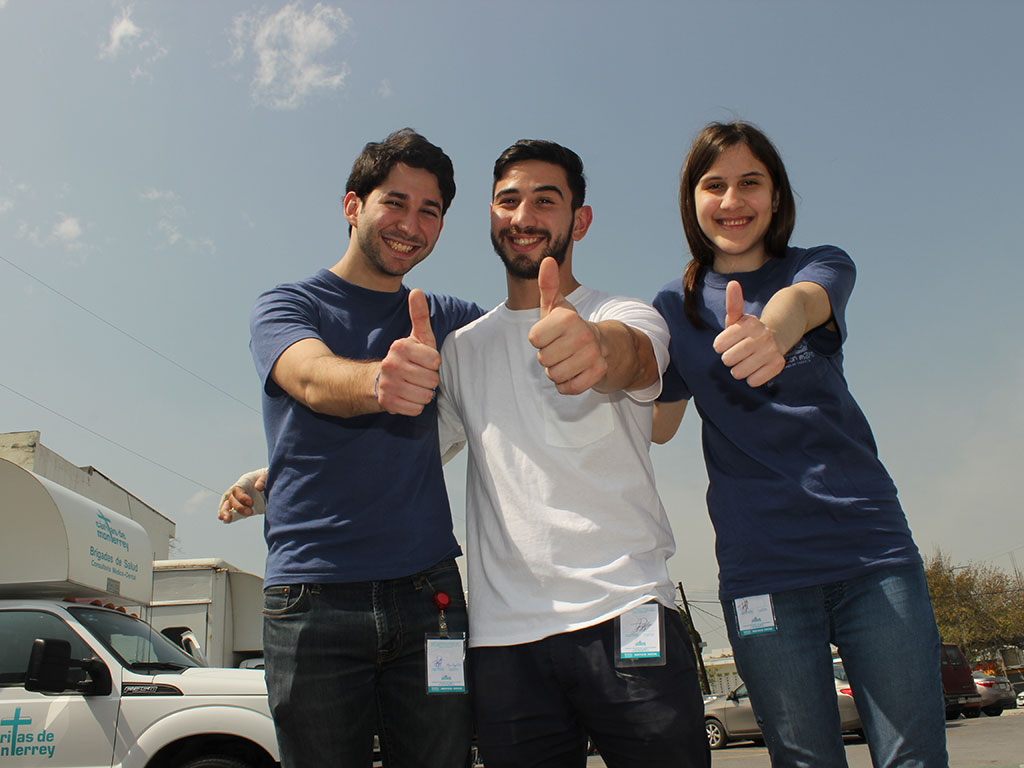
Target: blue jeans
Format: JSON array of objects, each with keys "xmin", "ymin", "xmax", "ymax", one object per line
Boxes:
[
  {"xmin": 263, "ymin": 558, "xmax": 474, "ymax": 768},
  {"xmin": 724, "ymin": 564, "xmax": 947, "ymax": 767},
  {"xmin": 470, "ymin": 605, "xmax": 709, "ymax": 768}
]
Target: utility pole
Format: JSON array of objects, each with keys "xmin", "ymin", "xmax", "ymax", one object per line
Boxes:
[{"xmin": 677, "ymin": 581, "xmax": 711, "ymax": 694}]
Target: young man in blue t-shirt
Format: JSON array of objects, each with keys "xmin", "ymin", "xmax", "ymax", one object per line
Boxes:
[{"xmin": 242, "ymin": 129, "xmax": 482, "ymax": 768}]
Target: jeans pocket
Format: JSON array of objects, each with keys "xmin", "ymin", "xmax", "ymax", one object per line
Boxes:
[
  {"xmin": 263, "ymin": 584, "xmax": 312, "ymax": 616},
  {"xmin": 420, "ymin": 564, "xmax": 467, "ymax": 607}
]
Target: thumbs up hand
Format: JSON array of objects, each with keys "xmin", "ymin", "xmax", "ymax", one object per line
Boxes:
[
  {"xmin": 712, "ymin": 280, "xmax": 785, "ymax": 387},
  {"xmin": 537, "ymin": 254, "xmax": 564, "ymax": 320},
  {"xmin": 528, "ymin": 257, "xmax": 608, "ymax": 394},
  {"xmin": 376, "ymin": 289, "xmax": 442, "ymax": 415}
]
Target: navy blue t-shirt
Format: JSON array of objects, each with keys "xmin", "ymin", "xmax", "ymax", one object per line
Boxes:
[
  {"xmin": 654, "ymin": 246, "xmax": 921, "ymax": 601},
  {"xmin": 250, "ymin": 269, "xmax": 484, "ymax": 586}
]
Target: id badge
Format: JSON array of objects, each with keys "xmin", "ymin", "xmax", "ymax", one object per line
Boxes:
[
  {"xmin": 734, "ymin": 594, "xmax": 778, "ymax": 636},
  {"xmin": 615, "ymin": 603, "xmax": 666, "ymax": 667},
  {"xmin": 425, "ymin": 634, "xmax": 468, "ymax": 694}
]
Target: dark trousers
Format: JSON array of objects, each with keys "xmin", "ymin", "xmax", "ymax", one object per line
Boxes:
[
  {"xmin": 470, "ymin": 605, "xmax": 709, "ymax": 768},
  {"xmin": 263, "ymin": 559, "xmax": 474, "ymax": 768}
]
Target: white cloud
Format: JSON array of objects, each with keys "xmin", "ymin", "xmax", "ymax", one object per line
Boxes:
[
  {"xmin": 0, "ymin": 198, "xmax": 12, "ymax": 215},
  {"xmin": 14, "ymin": 213, "xmax": 90, "ymax": 256},
  {"xmin": 141, "ymin": 187, "xmax": 179, "ymax": 203},
  {"xmin": 140, "ymin": 187, "xmax": 215, "ymax": 253},
  {"xmin": 100, "ymin": 7, "xmax": 142, "ymax": 60},
  {"xmin": 157, "ymin": 218, "xmax": 182, "ymax": 246},
  {"xmin": 99, "ymin": 5, "xmax": 168, "ymax": 80},
  {"xmin": 52, "ymin": 215, "xmax": 83, "ymax": 246},
  {"xmin": 230, "ymin": 2, "xmax": 351, "ymax": 110},
  {"xmin": 377, "ymin": 79, "xmax": 392, "ymax": 99},
  {"xmin": 181, "ymin": 489, "xmax": 216, "ymax": 520},
  {"xmin": 15, "ymin": 220, "xmax": 43, "ymax": 247}
]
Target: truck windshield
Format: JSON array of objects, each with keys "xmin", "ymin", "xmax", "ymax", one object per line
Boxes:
[{"xmin": 68, "ymin": 606, "xmax": 201, "ymax": 671}]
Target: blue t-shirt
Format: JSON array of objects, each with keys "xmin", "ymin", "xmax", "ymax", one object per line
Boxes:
[
  {"xmin": 250, "ymin": 269, "xmax": 484, "ymax": 586},
  {"xmin": 654, "ymin": 245, "xmax": 921, "ymax": 601}
]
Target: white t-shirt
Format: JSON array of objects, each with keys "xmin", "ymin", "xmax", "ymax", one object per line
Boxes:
[{"xmin": 438, "ymin": 285, "xmax": 678, "ymax": 647}]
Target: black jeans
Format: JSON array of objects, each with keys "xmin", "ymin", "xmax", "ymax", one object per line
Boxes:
[
  {"xmin": 263, "ymin": 559, "xmax": 474, "ymax": 768},
  {"xmin": 470, "ymin": 605, "xmax": 709, "ymax": 768}
]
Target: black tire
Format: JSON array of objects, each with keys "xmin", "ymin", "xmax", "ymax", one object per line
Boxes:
[
  {"xmin": 962, "ymin": 708, "xmax": 981, "ymax": 719},
  {"xmin": 945, "ymin": 708, "xmax": 962, "ymax": 721},
  {"xmin": 982, "ymin": 707, "xmax": 1003, "ymax": 717},
  {"xmin": 178, "ymin": 757, "xmax": 253, "ymax": 768},
  {"xmin": 705, "ymin": 718, "xmax": 728, "ymax": 750}
]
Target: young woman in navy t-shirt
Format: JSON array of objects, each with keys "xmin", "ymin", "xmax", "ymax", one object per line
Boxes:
[{"xmin": 653, "ymin": 121, "xmax": 947, "ymax": 765}]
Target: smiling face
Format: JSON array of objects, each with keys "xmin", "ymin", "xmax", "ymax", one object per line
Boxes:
[
  {"xmin": 489, "ymin": 160, "xmax": 583, "ymax": 280},
  {"xmin": 695, "ymin": 143, "xmax": 779, "ymax": 273},
  {"xmin": 343, "ymin": 162, "xmax": 445, "ymax": 288}
]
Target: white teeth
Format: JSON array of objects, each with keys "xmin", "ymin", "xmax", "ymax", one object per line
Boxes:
[
  {"xmin": 719, "ymin": 218, "xmax": 750, "ymax": 226},
  {"xmin": 384, "ymin": 238, "xmax": 415, "ymax": 253},
  {"xmin": 512, "ymin": 237, "xmax": 542, "ymax": 246}
]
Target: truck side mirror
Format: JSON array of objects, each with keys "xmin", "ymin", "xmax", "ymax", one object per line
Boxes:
[
  {"xmin": 78, "ymin": 657, "xmax": 113, "ymax": 696},
  {"xmin": 26, "ymin": 638, "xmax": 71, "ymax": 693},
  {"xmin": 25, "ymin": 638, "xmax": 113, "ymax": 696}
]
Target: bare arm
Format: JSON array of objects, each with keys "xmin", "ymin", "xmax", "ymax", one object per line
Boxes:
[
  {"xmin": 271, "ymin": 338, "xmax": 381, "ymax": 417},
  {"xmin": 760, "ymin": 281, "xmax": 834, "ymax": 355},
  {"xmin": 652, "ymin": 400, "xmax": 687, "ymax": 444},
  {"xmin": 713, "ymin": 280, "xmax": 833, "ymax": 387},
  {"xmin": 271, "ymin": 289, "xmax": 441, "ymax": 418},
  {"xmin": 587, "ymin": 319, "xmax": 659, "ymax": 393}
]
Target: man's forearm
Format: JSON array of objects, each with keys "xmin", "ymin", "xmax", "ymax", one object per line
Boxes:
[
  {"xmin": 591, "ymin": 320, "xmax": 659, "ymax": 394},
  {"xmin": 298, "ymin": 355, "xmax": 382, "ymax": 418}
]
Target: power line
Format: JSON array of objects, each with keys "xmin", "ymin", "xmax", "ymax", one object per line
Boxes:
[
  {"xmin": 0, "ymin": 254, "xmax": 259, "ymax": 414},
  {"xmin": 0, "ymin": 380, "xmax": 219, "ymax": 495},
  {"xmin": 977, "ymin": 541, "xmax": 1024, "ymax": 563}
]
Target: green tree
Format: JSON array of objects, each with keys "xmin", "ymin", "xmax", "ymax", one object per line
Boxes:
[{"xmin": 924, "ymin": 550, "xmax": 1024, "ymax": 660}]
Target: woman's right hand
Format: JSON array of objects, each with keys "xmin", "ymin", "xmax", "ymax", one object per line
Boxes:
[{"xmin": 713, "ymin": 281, "xmax": 786, "ymax": 387}]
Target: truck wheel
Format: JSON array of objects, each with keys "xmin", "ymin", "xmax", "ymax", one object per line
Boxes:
[
  {"xmin": 705, "ymin": 718, "xmax": 728, "ymax": 750},
  {"xmin": 178, "ymin": 757, "xmax": 252, "ymax": 768},
  {"xmin": 962, "ymin": 708, "xmax": 981, "ymax": 719},
  {"xmin": 982, "ymin": 707, "xmax": 1002, "ymax": 717}
]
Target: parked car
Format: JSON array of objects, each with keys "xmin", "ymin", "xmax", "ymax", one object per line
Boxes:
[
  {"xmin": 703, "ymin": 680, "xmax": 861, "ymax": 750},
  {"xmin": 940, "ymin": 643, "xmax": 982, "ymax": 719},
  {"xmin": 971, "ymin": 672, "xmax": 1017, "ymax": 716}
]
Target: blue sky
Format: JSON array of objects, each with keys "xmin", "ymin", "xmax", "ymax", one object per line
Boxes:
[{"xmin": 2, "ymin": 0, "xmax": 1021, "ymax": 649}]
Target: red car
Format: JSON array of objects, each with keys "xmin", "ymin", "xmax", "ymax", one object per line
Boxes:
[{"xmin": 941, "ymin": 643, "xmax": 981, "ymax": 719}]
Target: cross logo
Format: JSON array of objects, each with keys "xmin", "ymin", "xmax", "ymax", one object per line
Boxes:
[{"xmin": 0, "ymin": 708, "xmax": 31, "ymax": 745}]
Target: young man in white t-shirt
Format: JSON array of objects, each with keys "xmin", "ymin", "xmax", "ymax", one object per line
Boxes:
[{"xmin": 436, "ymin": 139, "xmax": 707, "ymax": 768}]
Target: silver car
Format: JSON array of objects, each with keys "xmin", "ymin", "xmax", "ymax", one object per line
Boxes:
[
  {"xmin": 971, "ymin": 672, "xmax": 1017, "ymax": 716},
  {"xmin": 703, "ymin": 680, "xmax": 861, "ymax": 750}
]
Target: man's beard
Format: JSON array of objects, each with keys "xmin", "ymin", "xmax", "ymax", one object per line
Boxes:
[
  {"xmin": 358, "ymin": 221, "xmax": 428, "ymax": 277},
  {"xmin": 490, "ymin": 226, "xmax": 571, "ymax": 279}
]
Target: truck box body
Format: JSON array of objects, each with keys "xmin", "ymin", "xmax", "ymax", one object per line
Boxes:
[
  {"xmin": 0, "ymin": 459, "xmax": 151, "ymax": 604},
  {"xmin": 150, "ymin": 559, "xmax": 264, "ymax": 668}
]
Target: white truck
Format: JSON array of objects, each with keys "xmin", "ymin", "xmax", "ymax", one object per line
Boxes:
[
  {"xmin": 0, "ymin": 458, "xmax": 280, "ymax": 768},
  {"xmin": 149, "ymin": 559, "xmax": 264, "ymax": 669}
]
